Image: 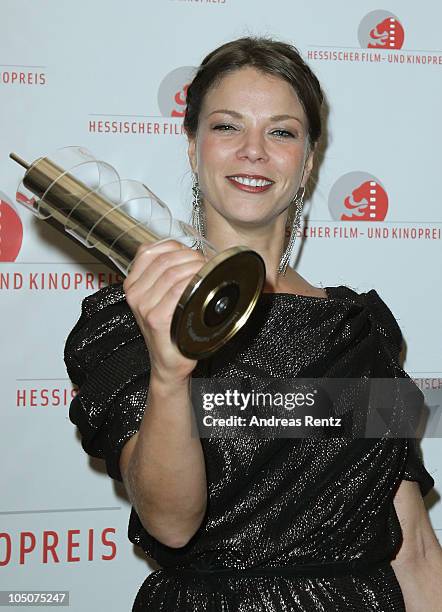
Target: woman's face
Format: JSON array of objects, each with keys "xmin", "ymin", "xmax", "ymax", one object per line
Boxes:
[{"xmin": 188, "ymin": 66, "xmax": 314, "ymax": 229}]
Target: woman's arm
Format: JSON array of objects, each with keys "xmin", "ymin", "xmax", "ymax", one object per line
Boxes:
[
  {"xmin": 119, "ymin": 240, "xmax": 209, "ymax": 549},
  {"xmin": 120, "ymin": 375, "xmax": 207, "ymax": 549},
  {"xmin": 392, "ymin": 479, "xmax": 442, "ymax": 611}
]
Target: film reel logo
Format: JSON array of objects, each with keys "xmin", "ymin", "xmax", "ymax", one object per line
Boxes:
[
  {"xmin": 0, "ymin": 192, "xmax": 23, "ymax": 261},
  {"xmin": 328, "ymin": 173, "xmax": 389, "ymax": 222},
  {"xmin": 358, "ymin": 11, "xmax": 405, "ymax": 50},
  {"xmin": 157, "ymin": 66, "xmax": 196, "ymax": 118}
]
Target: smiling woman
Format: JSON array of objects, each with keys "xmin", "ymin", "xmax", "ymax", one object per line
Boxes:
[
  {"xmin": 64, "ymin": 36, "xmax": 441, "ymax": 612},
  {"xmin": 184, "ymin": 38, "xmax": 322, "ymax": 285},
  {"xmin": 187, "ymin": 68, "xmax": 312, "ymax": 239}
]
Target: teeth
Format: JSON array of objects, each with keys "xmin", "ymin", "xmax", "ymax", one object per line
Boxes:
[{"xmin": 230, "ymin": 176, "xmax": 272, "ymax": 187}]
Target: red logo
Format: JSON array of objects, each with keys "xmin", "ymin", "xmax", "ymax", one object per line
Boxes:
[
  {"xmin": 171, "ymin": 83, "xmax": 189, "ymax": 117},
  {"xmin": 368, "ymin": 18, "xmax": 404, "ymax": 50},
  {"xmin": 0, "ymin": 193, "xmax": 24, "ymax": 261},
  {"xmin": 157, "ymin": 66, "xmax": 196, "ymax": 117},
  {"xmin": 328, "ymin": 172, "xmax": 389, "ymax": 221},
  {"xmin": 358, "ymin": 11, "xmax": 405, "ymax": 50}
]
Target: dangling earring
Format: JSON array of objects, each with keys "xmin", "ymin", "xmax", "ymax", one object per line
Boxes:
[
  {"xmin": 191, "ymin": 173, "xmax": 206, "ymax": 252},
  {"xmin": 278, "ymin": 186, "xmax": 305, "ymax": 276}
]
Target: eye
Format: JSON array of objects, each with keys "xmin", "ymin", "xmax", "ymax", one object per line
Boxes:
[
  {"xmin": 271, "ymin": 129, "xmax": 297, "ymax": 139},
  {"xmin": 212, "ymin": 124, "xmax": 238, "ymax": 132}
]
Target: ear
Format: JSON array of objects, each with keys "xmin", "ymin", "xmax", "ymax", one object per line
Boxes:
[{"xmin": 187, "ymin": 135, "xmax": 197, "ymax": 174}]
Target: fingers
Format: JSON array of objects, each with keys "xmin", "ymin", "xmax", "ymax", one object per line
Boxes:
[
  {"xmin": 121, "ymin": 240, "xmax": 202, "ymax": 377},
  {"xmin": 123, "ymin": 239, "xmax": 206, "ymax": 322},
  {"xmin": 144, "ymin": 275, "xmax": 193, "ymax": 333},
  {"xmin": 131, "ymin": 249, "xmax": 201, "ymax": 299},
  {"xmin": 124, "ymin": 240, "xmax": 185, "ymax": 290},
  {"xmin": 124, "ymin": 240, "xmax": 204, "ymax": 291},
  {"xmin": 140, "ymin": 258, "xmax": 205, "ymax": 318}
]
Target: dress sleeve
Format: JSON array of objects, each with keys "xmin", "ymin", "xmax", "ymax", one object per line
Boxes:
[
  {"xmin": 64, "ymin": 282, "xmax": 150, "ymax": 482},
  {"xmin": 402, "ymin": 439, "xmax": 435, "ymax": 497},
  {"xmin": 361, "ymin": 289, "xmax": 403, "ymax": 362},
  {"xmin": 361, "ymin": 289, "xmax": 435, "ymax": 497}
]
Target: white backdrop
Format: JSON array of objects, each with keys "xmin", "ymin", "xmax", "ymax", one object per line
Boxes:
[{"xmin": 1, "ymin": 1, "xmax": 441, "ymax": 610}]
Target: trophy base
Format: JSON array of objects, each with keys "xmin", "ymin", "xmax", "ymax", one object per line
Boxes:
[{"xmin": 171, "ymin": 246, "xmax": 265, "ymax": 359}]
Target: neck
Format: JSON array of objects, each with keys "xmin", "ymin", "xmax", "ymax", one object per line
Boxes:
[{"xmin": 203, "ymin": 204, "xmax": 291, "ymax": 291}]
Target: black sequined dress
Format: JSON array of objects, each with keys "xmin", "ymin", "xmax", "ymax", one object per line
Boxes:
[{"xmin": 64, "ymin": 283, "xmax": 434, "ymax": 611}]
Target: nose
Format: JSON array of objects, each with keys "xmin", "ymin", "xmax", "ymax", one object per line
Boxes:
[{"xmin": 236, "ymin": 129, "xmax": 269, "ymax": 163}]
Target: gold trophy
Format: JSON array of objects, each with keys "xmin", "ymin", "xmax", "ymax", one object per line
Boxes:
[{"xmin": 10, "ymin": 147, "xmax": 265, "ymax": 359}]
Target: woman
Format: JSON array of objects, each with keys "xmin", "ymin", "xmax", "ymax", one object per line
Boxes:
[{"xmin": 65, "ymin": 37, "xmax": 442, "ymax": 611}]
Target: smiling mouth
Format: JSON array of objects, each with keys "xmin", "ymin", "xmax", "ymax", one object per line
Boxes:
[{"xmin": 226, "ymin": 174, "xmax": 274, "ymax": 193}]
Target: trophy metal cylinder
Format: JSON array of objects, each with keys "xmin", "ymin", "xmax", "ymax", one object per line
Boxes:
[
  {"xmin": 14, "ymin": 151, "xmax": 162, "ymax": 272},
  {"xmin": 11, "ymin": 148, "xmax": 265, "ymax": 359}
]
